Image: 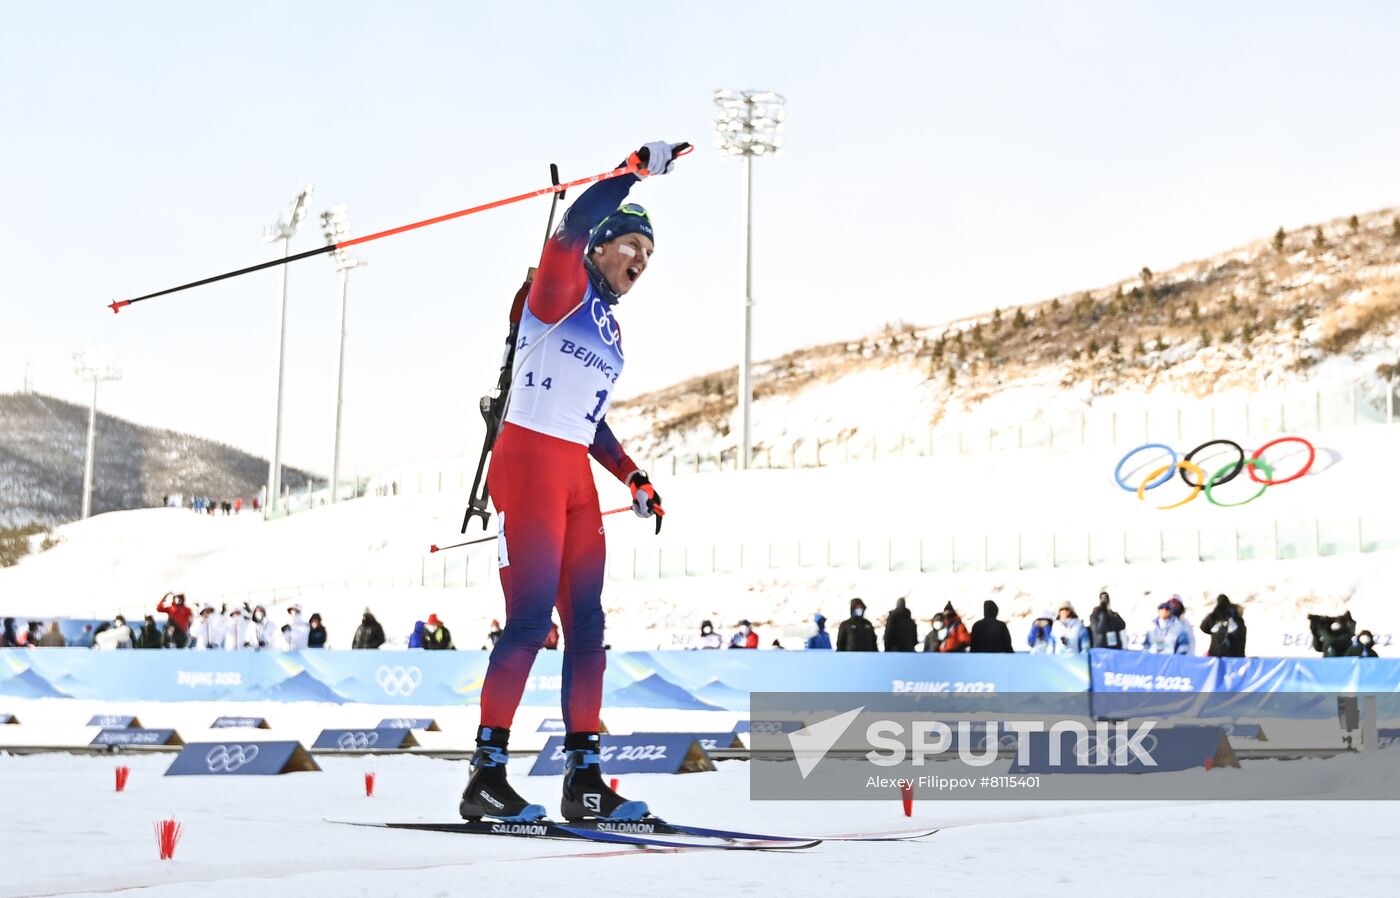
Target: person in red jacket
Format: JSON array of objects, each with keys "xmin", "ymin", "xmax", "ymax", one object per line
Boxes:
[
  {"xmin": 156, "ymin": 592, "xmax": 193, "ymax": 639},
  {"xmin": 728, "ymin": 620, "xmax": 759, "ymax": 649}
]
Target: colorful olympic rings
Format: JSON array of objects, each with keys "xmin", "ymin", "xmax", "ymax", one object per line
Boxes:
[
  {"xmin": 1248, "ymin": 436, "xmax": 1316, "ymax": 486},
  {"xmin": 1179, "ymin": 439, "xmax": 1244, "ymax": 488},
  {"xmin": 1117, "ymin": 436, "xmax": 1316, "ymax": 509},
  {"xmin": 1115, "ymin": 443, "xmax": 1178, "ymax": 492},
  {"xmin": 1205, "ymin": 458, "xmax": 1272, "ymax": 508},
  {"xmin": 1137, "ymin": 460, "xmax": 1206, "ymax": 510}
]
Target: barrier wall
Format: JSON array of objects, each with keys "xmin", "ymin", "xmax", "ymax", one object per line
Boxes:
[{"xmin": 0, "ymin": 649, "xmax": 1087, "ymax": 709}]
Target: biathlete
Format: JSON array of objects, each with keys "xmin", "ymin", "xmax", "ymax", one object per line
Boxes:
[{"xmin": 460, "ymin": 140, "xmax": 685, "ymax": 823}]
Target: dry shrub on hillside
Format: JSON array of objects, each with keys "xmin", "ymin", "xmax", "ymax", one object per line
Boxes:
[{"xmin": 1318, "ymin": 286, "xmax": 1400, "ymax": 354}]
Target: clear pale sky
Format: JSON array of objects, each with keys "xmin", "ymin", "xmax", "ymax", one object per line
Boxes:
[{"xmin": 3, "ymin": 1, "xmax": 1397, "ymax": 475}]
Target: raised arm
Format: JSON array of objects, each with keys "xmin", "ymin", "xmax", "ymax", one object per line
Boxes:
[{"xmin": 527, "ymin": 166, "xmax": 640, "ymax": 324}]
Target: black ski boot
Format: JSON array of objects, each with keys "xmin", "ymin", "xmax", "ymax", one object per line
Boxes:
[
  {"xmin": 560, "ymin": 732, "xmax": 649, "ymax": 822},
  {"xmin": 459, "ymin": 726, "xmax": 546, "ymax": 822}
]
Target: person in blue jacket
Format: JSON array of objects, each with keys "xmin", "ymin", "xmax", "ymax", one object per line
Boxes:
[
  {"xmin": 1027, "ymin": 612, "xmax": 1055, "ymax": 653},
  {"xmin": 806, "ymin": 614, "xmax": 832, "ymax": 650},
  {"xmin": 407, "ymin": 620, "xmax": 426, "ymax": 649},
  {"xmin": 1144, "ymin": 602, "xmax": 1192, "ymax": 654}
]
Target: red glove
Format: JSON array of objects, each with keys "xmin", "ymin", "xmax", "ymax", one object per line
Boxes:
[{"xmin": 628, "ymin": 470, "xmax": 665, "ymax": 534}]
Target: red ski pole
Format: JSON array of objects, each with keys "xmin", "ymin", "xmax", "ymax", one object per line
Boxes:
[
  {"xmin": 106, "ymin": 148, "xmax": 690, "ymax": 315},
  {"xmin": 429, "ymin": 506, "xmax": 632, "ymax": 554}
]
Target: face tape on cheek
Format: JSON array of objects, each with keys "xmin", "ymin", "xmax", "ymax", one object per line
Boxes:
[{"xmin": 615, "ymin": 244, "xmax": 637, "ymax": 258}]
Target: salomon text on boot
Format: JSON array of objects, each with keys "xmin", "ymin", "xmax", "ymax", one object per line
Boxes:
[
  {"xmin": 460, "ymin": 726, "xmax": 546, "ymax": 822},
  {"xmin": 560, "ymin": 732, "xmax": 648, "ymax": 821}
]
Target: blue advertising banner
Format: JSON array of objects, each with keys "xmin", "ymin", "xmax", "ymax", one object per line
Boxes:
[
  {"xmin": 91, "ymin": 728, "xmax": 183, "ymax": 747},
  {"xmin": 1008, "ymin": 725, "xmax": 1235, "ymax": 774},
  {"xmin": 527, "ymin": 734, "xmax": 715, "ymax": 776},
  {"xmin": 211, "ymin": 717, "xmax": 269, "ymax": 729},
  {"xmin": 311, "ymin": 728, "xmax": 418, "ymax": 751},
  {"xmin": 377, "ymin": 718, "xmax": 440, "ymax": 731},
  {"xmin": 165, "ymin": 741, "xmax": 320, "ymax": 776},
  {"xmin": 87, "ymin": 714, "xmax": 141, "ymax": 728}
]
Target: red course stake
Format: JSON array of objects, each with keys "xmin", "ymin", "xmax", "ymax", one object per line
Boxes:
[
  {"xmin": 154, "ymin": 819, "xmax": 184, "ymax": 860},
  {"xmin": 901, "ymin": 781, "xmax": 914, "ymax": 817},
  {"xmin": 365, "ymin": 771, "xmax": 376, "ymax": 797},
  {"xmin": 115, "ymin": 765, "xmax": 130, "ymax": 792}
]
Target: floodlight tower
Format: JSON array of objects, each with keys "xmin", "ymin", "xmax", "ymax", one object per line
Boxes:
[
  {"xmin": 318, "ymin": 204, "xmax": 364, "ymax": 503},
  {"xmin": 712, "ymin": 89, "xmax": 786, "ymax": 470},
  {"xmin": 73, "ymin": 346, "xmax": 121, "ymax": 519},
  {"xmin": 262, "ymin": 184, "xmax": 314, "ymax": 516}
]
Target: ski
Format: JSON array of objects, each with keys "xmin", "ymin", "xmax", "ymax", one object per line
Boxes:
[
  {"xmin": 326, "ymin": 818, "xmax": 820, "ymax": 851},
  {"xmin": 569, "ymin": 817, "xmax": 938, "ymax": 843}
]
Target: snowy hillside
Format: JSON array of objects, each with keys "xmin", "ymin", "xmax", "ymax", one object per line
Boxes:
[
  {"xmin": 0, "ymin": 392, "xmax": 316, "ymax": 527},
  {"xmin": 606, "ymin": 210, "xmax": 1400, "ymax": 463}
]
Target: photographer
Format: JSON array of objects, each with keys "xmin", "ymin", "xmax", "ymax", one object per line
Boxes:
[
  {"xmin": 1309, "ymin": 612, "xmax": 1357, "ymax": 658},
  {"xmin": 1346, "ymin": 630, "xmax": 1380, "ymax": 658},
  {"xmin": 1201, "ymin": 594, "xmax": 1247, "ymax": 658}
]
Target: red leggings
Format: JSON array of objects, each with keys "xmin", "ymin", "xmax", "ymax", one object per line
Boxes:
[{"xmin": 478, "ymin": 423, "xmax": 607, "ymax": 733}]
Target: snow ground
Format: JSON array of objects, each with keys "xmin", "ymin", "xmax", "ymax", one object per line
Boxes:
[{"xmin": 3, "ymin": 749, "xmax": 1395, "ymax": 898}]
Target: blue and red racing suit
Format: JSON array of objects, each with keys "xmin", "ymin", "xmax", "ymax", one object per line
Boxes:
[{"xmin": 479, "ymin": 165, "xmax": 644, "ymax": 733}]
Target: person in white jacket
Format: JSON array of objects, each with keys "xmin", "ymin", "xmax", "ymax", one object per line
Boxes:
[
  {"xmin": 189, "ymin": 606, "xmax": 226, "ymax": 650},
  {"xmin": 222, "ymin": 607, "xmax": 259, "ymax": 651},
  {"xmin": 250, "ymin": 605, "xmax": 280, "ymax": 650},
  {"xmin": 1051, "ymin": 601, "xmax": 1091, "ymax": 654},
  {"xmin": 93, "ymin": 616, "xmax": 134, "ymax": 650},
  {"xmin": 284, "ymin": 604, "xmax": 310, "ymax": 651}
]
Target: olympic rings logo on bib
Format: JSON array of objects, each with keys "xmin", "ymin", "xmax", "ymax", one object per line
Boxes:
[{"xmin": 1114, "ymin": 436, "xmax": 1316, "ymax": 509}]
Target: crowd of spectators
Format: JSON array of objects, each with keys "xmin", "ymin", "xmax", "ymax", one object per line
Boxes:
[
  {"xmin": 162, "ymin": 494, "xmax": 257, "ymax": 515},
  {"xmin": 683, "ymin": 589, "xmax": 1380, "ymax": 658}
]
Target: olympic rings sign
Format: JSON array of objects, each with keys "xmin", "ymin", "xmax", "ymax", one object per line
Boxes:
[
  {"xmin": 336, "ymin": 731, "xmax": 380, "ymax": 750},
  {"xmin": 206, "ymin": 744, "xmax": 260, "ymax": 773},
  {"xmin": 1114, "ymin": 436, "xmax": 1316, "ymax": 509},
  {"xmin": 376, "ymin": 665, "xmax": 423, "ymax": 697}
]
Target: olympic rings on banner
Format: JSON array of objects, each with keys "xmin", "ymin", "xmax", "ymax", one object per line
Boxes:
[
  {"xmin": 1247, "ymin": 436, "xmax": 1316, "ymax": 485},
  {"xmin": 1179, "ymin": 439, "xmax": 1244, "ymax": 488},
  {"xmin": 1205, "ymin": 458, "xmax": 1272, "ymax": 508},
  {"xmin": 1116, "ymin": 436, "xmax": 1317, "ymax": 510},
  {"xmin": 1115, "ymin": 443, "xmax": 1178, "ymax": 492},
  {"xmin": 1137, "ymin": 460, "xmax": 1206, "ymax": 510}
]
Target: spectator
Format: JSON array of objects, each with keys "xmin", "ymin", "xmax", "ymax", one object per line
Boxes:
[
  {"xmin": 698, "ymin": 620, "xmax": 723, "ymax": 650},
  {"xmin": 162, "ymin": 618, "xmax": 188, "ymax": 648},
  {"xmin": 94, "ymin": 615, "xmax": 134, "ymax": 650},
  {"xmin": 135, "ymin": 615, "xmax": 162, "ymax": 649},
  {"xmin": 423, "ymin": 614, "xmax": 454, "ymax": 650},
  {"xmin": 37, "ymin": 621, "xmax": 66, "ymax": 647},
  {"xmin": 156, "ymin": 593, "xmax": 193, "ymax": 642},
  {"xmin": 407, "ymin": 620, "xmax": 426, "ymax": 649},
  {"xmin": 223, "ymin": 607, "xmax": 257, "ymax": 651},
  {"xmin": 922, "ymin": 613, "xmax": 945, "ymax": 652},
  {"xmin": 307, "ymin": 613, "xmax": 328, "ymax": 649},
  {"xmin": 190, "ymin": 606, "xmax": 223, "ymax": 649},
  {"xmin": 73, "ymin": 624, "xmax": 95, "ymax": 648},
  {"xmin": 284, "ymin": 605, "xmax": 311, "ymax": 650},
  {"xmin": 485, "ymin": 619, "xmax": 504, "ymax": 648},
  {"xmin": 2, "ymin": 617, "xmax": 19, "ymax": 647},
  {"xmin": 882, "ymin": 598, "xmax": 918, "ymax": 653},
  {"xmin": 1089, "ymin": 591, "xmax": 1127, "ymax": 649},
  {"xmin": 1201, "ymin": 594, "xmax": 1247, "ymax": 658},
  {"xmin": 543, "ymin": 621, "xmax": 560, "ymax": 650},
  {"xmin": 1145, "ymin": 602, "xmax": 1191, "ymax": 654},
  {"xmin": 1346, "ymin": 630, "xmax": 1380, "ymax": 658},
  {"xmin": 353, "ymin": 609, "xmax": 387, "ymax": 650},
  {"xmin": 250, "ymin": 605, "xmax": 279, "ymax": 649},
  {"xmin": 805, "ymin": 614, "xmax": 832, "ymax": 650},
  {"xmin": 970, "ymin": 600, "xmax": 1013, "ymax": 653},
  {"xmin": 935, "ymin": 602, "xmax": 972, "ymax": 653},
  {"xmin": 1309, "ymin": 612, "xmax": 1356, "ymax": 658},
  {"xmin": 1166, "ymin": 595, "xmax": 1196, "ymax": 654},
  {"xmin": 234, "ymin": 497, "xmax": 243, "ymax": 514},
  {"xmin": 23, "ymin": 621, "xmax": 42, "ymax": 646},
  {"xmin": 1027, "ymin": 612, "xmax": 1055, "ymax": 653},
  {"xmin": 729, "ymin": 620, "xmax": 759, "ymax": 649},
  {"xmin": 837, "ymin": 599, "xmax": 878, "ymax": 652},
  {"xmin": 1052, "ymin": 602, "xmax": 1091, "ymax": 654}
]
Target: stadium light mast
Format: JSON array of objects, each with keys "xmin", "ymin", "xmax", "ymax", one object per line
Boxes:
[
  {"xmin": 318, "ymin": 204, "xmax": 364, "ymax": 503},
  {"xmin": 73, "ymin": 346, "xmax": 121, "ymax": 520},
  {"xmin": 713, "ymin": 89, "xmax": 785, "ymax": 470},
  {"xmin": 262, "ymin": 184, "xmax": 314, "ymax": 517}
]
